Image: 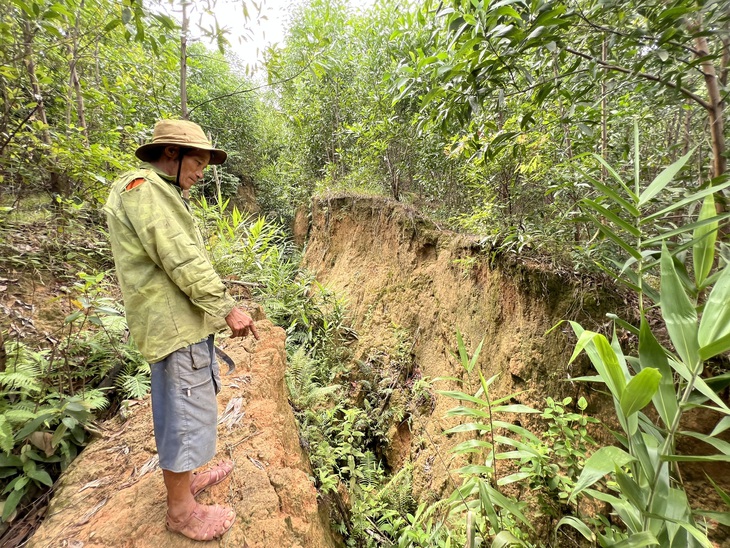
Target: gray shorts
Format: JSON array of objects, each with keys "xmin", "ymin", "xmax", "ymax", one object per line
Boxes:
[{"xmin": 150, "ymin": 335, "xmax": 221, "ymax": 473}]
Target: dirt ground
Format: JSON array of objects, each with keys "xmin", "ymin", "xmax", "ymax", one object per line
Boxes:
[{"xmin": 27, "ymin": 320, "xmax": 336, "ymax": 548}]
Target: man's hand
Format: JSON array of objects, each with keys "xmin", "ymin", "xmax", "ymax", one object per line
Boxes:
[{"xmin": 225, "ymin": 307, "xmax": 260, "ymax": 339}]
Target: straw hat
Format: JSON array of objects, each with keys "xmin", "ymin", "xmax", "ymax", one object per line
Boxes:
[{"xmin": 135, "ymin": 119, "xmax": 227, "ymax": 165}]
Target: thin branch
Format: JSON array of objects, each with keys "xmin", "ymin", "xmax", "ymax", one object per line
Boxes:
[
  {"xmin": 571, "ymin": 8, "xmax": 703, "ymax": 58},
  {"xmin": 187, "ymin": 53, "xmax": 321, "ymax": 115},
  {"xmin": 0, "ymin": 104, "xmax": 39, "ymax": 154},
  {"xmin": 564, "ymin": 46, "xmax": 711, "ymax": 110}
]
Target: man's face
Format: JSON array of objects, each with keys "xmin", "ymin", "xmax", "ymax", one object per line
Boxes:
[{"xmin": 178, "ymin": 149, "xmax": 211, "ymax": 190}]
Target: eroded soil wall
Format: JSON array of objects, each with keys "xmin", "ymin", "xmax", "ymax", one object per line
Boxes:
[{"xmin": 303, "ymin": 195, "xmax": 624, "ymax": 500}]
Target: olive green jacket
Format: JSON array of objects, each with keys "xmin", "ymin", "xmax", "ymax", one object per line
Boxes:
[{"xmin": 103, "ymin": 163, "xmax": 235, "ymax": 363}]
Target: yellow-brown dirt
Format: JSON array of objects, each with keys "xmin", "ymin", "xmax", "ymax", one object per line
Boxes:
[
  {"xmin": 28, "ymin": 320, "xmax": 336, "ymax": 548},
  {"xmin": 301, "ymin": 194, "xmax": 729, "ymax": 543}
]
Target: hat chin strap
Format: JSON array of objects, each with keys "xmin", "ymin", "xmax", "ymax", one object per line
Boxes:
[{"xmin": 174, "ymin": 148, "xmax": 187, "ymax": 189}]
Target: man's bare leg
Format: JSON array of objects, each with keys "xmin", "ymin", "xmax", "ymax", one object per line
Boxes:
[
  {"xmin": 163, "ymin": 469, "xmax": 235, "ymax": 540},
  {"xmin": 163, "ymin": 470, "xmax": 196, "ymax": 519}
]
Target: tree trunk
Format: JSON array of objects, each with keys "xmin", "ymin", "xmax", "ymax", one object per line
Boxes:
[
  {"xmin": 694, "ymin": 35, "xmax": 726, "ymax": 218},
  {"xmin": 21, "ymin": 19, "xmax": 50, "ymax": 147},
  {"xmin": 22, "ymin": 18, "xmax": 67, "ymax": 197},
  {"xmin": 68, "ymin": 0, "xmax": 89, "ymax": 145},
  {"xmin": 180, "ymin": 0, "xmax": 189, "ymax": 120},
  {"xmin": 694, "ymin": 35, "xmax": 726, "ymax": 180}
]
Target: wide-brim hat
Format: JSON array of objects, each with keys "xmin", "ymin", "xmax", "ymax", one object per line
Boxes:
[{"xmin": 135, "ymin": 119, "xmax": 227, "ymax": 165}]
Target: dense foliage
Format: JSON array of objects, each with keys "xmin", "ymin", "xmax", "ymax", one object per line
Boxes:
[{"xmin": 1, "ymin": 0, "xmax": 729, "ymax": 545}]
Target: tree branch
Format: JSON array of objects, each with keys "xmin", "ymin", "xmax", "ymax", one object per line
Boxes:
[
  {"xmin": 187, "ymin": 53, "xmax": 320, "ymax": 115},
  {"xmin": 563, "ymin": 47, "xmax": 711, "ymax": 110},
  {"xmin": 0, "ymin": 104, "xmax": 39, "ymax": 154}
]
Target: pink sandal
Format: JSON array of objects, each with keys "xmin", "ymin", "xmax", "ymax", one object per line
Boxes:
[
  {"xmin": 190, "ymin": 460, "xmax": 234, "ymax": 497},
  {"xmin": 166, "ymin": 504, "xmax": 236, "ymax": 541}
]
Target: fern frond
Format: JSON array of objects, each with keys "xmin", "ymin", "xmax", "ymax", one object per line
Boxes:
[
  {"xmin": 3, "ymin": 408, "xmax": 41, "ymax": 424},
  {"xmin": 78, "ymin": 389, "xmax": 109, "ymax": 411},
  {"xmin": 118, "ymin": 372, "xmax": 151, "ymax": 400}
]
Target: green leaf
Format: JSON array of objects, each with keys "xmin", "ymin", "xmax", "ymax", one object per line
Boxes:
[
  {"xmin": 678, "ymin": 431, "xmax": 730, "ymax": 456},
  {"xmin": 492, "ymin": 530, "xmax": 524, "ymax": 547},
  {"xmin": 582, "ymin": 198, "xmax": 640, "ymax": 237},
  {"xmin": 13, "ymin": 413, "xmax": 55, "ymax": 442},
  {"xmin": 589, "ymin": 154, "xmax": 639, "ymax": 205},
  {"xmin": 588, "ymin": 214, "xmax": 642, "ymax": 260},
  {"xmin": 0, "ymin": 454, "xmax": 22, "ymax": 468},
  {"xmin": 610, "ymin": 531, "xmax": 659, "ymax": 548},
  {"xmin": 698, "ymin": 262, "xmax": 730, "ymax": 360},
  {"xmin": 661, "ymin": 454, "xmax": 730, "ymax": 462},
  {"xmin": 643, "ymin": 213, "xmax": 730, "ymax": 245},
  {"xmin": 2, "ymin": 486, "xmax": 24, "ymax": 520},
  {"xmin": 693, "ymin": 195, "xmax": 718, "ymax": 287},
  {"xmin": 660, "ymin": 244, "xmax": 699, "ymax": 370},
  {"xmin": 638, "ymin": 149, "xmax": 694, "ymax": 207},
  {"xmin": 615, "ymin": 469, "xmax": 646, "ymax": 508},
  {"xmin": 638, "ymin": 317, "xmax": 678, "ymax": 428},
  {"xmin": 103, "ymin": 18, "xmax": 122, "ymax": 32},
  {"xmin": 710, "ymin": 416, "xmax": 730, "ymax": 437},
  {"xmin": 26, "ymin": 467, "xmax": 52, "ymax": 487},
  {"xmin": 570, "ymin": 446, "xmax": 634, "ymax": 501},
  {"xmin": 706, "ymin": 475, "xmax": 730, "ymax": 507},
  {"xmin": 642, "ymin": 178, "xmax": 730, "ymax": 223},
  {"xmin": 620, "ymin": 368, "xmax": 661, "ymax": 417},
  {"xmin": 671, "ymin": 358, "xmax": 729, "ymax": 411},
  {"xmin": 490, "ymin": 404, "xmax": 539, "ymax": 413},
  {"xmin": 693, "ymin": 510, "xmax": 730, "ymax": 527},
  {"xmin": 556, "ymin": 516, "xmax": 595, "ymax": 542},
  {"xmin": 594, "ymin": 334, "xmax": 628, "ymax": 399}
]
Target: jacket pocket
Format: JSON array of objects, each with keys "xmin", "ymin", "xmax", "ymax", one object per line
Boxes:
[{"xmin": 190, "ymin": 338, "xmax": 211, "ymax": 370}]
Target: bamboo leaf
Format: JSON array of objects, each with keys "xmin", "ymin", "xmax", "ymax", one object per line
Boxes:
[
  {"xmin": 679, "ymin": 431, "xmax": 730, "ymax": 456},
  {"xmin": 490, "ymin": 404, "xmax": 540, "ymax": 413},
  {"xmin": 693, "ymin": 510, "xmax": 730, "ymax": 527},
  {"xmin": 671, "ymin": 358, "xmax": 730, "ymax": 411},
  {"xmin": 620, "ymin": 368, "xmax": 661, "ymax": 417},
  {"xmin": 638, "ymin": 316, "xmax": 678, "ymax": 428},
  {"xmin": 579, "ymin": 169, "xmax": 640, "ymax": 216},
  {"xmin": 582, "ymin": 198, "xmax": 640, "ymax": 237},
  {"xmin": 611, "ymin": 532, "xmax": 659, "ymax": 548},
  {"xmin": 556, "ymin": 516, "xmax": 596, "ymax": 542},
  {"xmin": 693, "ymin": 195, "xmax": 718, "ymax": 287},
  {"xmin": 706, "ymin": 475, "xmax": 730, "ymax": 507},
  {"xmin": 660, "ymin": 244, "xmax": 700, "ymax": 370},
  {"xmin": 615, "ymin": 469, "xmax": 646, "ymax": 509},
  {"xmin": 589, "ymin": 215, "xmax": 643, "ymax": 259},
  {"xmin": 698, "ymin": 262, "xmax": 730, "ymax": 360},
  {"xmin": 643, "ymin": 213, "xmax": 730, "ymax": 245},
  {"xmin": 594, "ymin": 334, "xmax": 628, "ymax": 399},
  {"xmin": 590, "ymin": 153, "xmax": 638, "ymax": 203},
  {"xmin": 438, "ymin": 390, "xmax": 489, "ymax": 407},
  {"xmin": 570, "ymin": 446, "xmax": 634, "ymax": 501},
  {"xmin": 492, "ymin": 530, "xmax": 524, "ymax": 547},
  {"xmin": 711, "ymin": 416, "xmax": 730, "ymax": 437},
  {"xmin": 661, "ymin": 454, "xmax": 730, "ymax": 462},
  {"xmin": 642, "ymin": 179, "xmax": 730, "ymax": 223},
  {"xmin": 638, "ymin": 149, "xmax": 694, "ymax": 207}
]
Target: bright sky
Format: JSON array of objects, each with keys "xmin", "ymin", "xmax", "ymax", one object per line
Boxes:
[
  {"xmin": 186, "ymin": 0, "xmax": 376, "ymax": 74},
  {"xmin": 213, "ymin": 0, "xmax": 293, "ymax": 71}
]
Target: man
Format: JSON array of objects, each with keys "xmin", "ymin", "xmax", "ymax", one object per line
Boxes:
[{"xmin": 104, "ymin": 119, "xmax": 259, "ymax": 541}]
